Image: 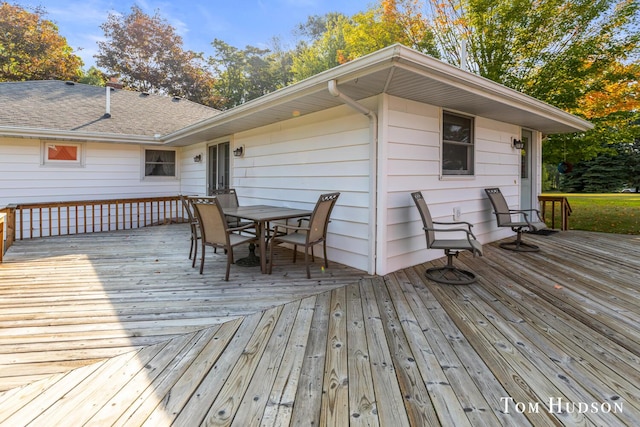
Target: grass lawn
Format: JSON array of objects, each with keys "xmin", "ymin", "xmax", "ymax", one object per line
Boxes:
[{"xmin": 541, "ymin": 193, "xmax": 640, "ymax": 235}]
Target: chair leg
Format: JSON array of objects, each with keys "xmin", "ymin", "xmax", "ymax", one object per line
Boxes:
[
  {"xmin": 225, "ymin": 249, "xmax": 232, "ymax": 281},
  {"xmin": 304, "ymin": 247, "xmax": 310, "ymax": 279},
  {"xmin": 292, "ymin": 245, "xmax": 297, "ymax": 263},
  {"xmin": 268, "ymin": 239, "xmax": 275, "ymax": 274},
  {"xmin": 499, "ymin": 230, "xmax": 540, "ymax": 252},
  {"xmin": 192, "ymin": 238, "xmax": 198, "ymax": 268},
  {"xmin": 323, "ymin": 241, "xmax": 328, "ymax": 268},
  {"xmin": 199, "ymin": 244, "xmax": 205, "ymax": 274},
  {"xmin": 425, "ymin": 250, "xmax": 477, "ymax": 285}
]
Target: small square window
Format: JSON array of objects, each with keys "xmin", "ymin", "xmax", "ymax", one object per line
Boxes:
[
  {"xmin": 144, "ymin": 149, "xmax": 176, "ymax": 177},
  {"xmin": 442, "ymin": 112, "xmax": 474, "ymax": 175},
  {"xmin": 42, "ymin": 142, "xmax": 83, "ymax": 166}
]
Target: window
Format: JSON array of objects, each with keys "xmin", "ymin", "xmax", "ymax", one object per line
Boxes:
[
  {"xmin": 144, "ymin": 149, "xmax": 176, "ymax": 177},
  {"xmin": 442, "ymin": 112, "xmax": 474, "ymax": 175},
  {"xmin": 42, "ymin": 142, "xmax": 83, "ymax": 166}
]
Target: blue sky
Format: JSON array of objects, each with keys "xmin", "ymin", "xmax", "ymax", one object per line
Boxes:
[{"xmin": 21, "ymin": 0, "xmax": 373, "ymax": 69}]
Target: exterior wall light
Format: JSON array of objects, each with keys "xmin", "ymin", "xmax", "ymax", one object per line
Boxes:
[
  {"xmin": 233, "ymin": 146, "xmax": 244, "ymax": 157},
  {"xmin": 193, "ymin": 154, "xmax": 202, "ymax": 163},
  {"xmin": 512, "ymin": 138, "xmax": 525, "ymax": 150}
]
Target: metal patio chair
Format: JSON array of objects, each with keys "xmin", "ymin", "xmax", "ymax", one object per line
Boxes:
[
  {"xmin": 180, "ymin": 195, "xmax": 201, "ymax": 268},
  {"xmin": 191, "ymin": 197, "xmax": 257, "ymax": 280},
  {"xmin": 209, "ymin": 188, "xmax": 256, "ymax": 232},
  {"xmin": 484, "ymin": 187, "xmax": 547, "ymax": 252},
  {"xmin": 268, "ymin": 192, "xmax": 340, "ymax": 279},
  {"xmin": 411, "ymin": 191, "xmax": 483, "ymax": 285}
]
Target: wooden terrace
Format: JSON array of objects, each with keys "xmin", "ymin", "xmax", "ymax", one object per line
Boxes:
[{"xmin": 0, "ymin": 224, "xmax": 639, "ymax": 426}]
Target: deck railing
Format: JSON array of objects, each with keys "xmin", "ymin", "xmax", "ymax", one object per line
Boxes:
[
  {"xmin": 538, "ymin": 195, "xmax": 572, "ymax": 231},
  {"xmin": 1, "ymin": 195, "xmax": 188, "ymax": 257}
]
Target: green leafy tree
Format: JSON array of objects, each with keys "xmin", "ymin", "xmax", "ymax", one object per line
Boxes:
[
  {"xmin": 543, "ymin": 60, "xmax": 640, "ymax": 184},
  {"xmin": 0, "ymin": 2, "xmax": 83, "ymax": 81},
  {"xmin": 426, "ymin": 0, "xmax": 639, "ymax": 110},
  {"xmin": 78, "ymin": 66, "xmax": 106, "ymax": 86},
  {"xmin": 209, "ymin": 39, "xmax": 292, "ymax": 109},
  {"xmin": 95, "ymin": 6, "xmax": 218, "ymax": 107},
  {"xmin": 560, "ymin": 143, "xmax": 635, "ymax": 192},
  {"xmin": 291, "ymin": 13, "xmax": 351, "ymax": 81}
]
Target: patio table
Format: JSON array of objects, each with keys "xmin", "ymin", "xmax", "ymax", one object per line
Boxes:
[{"xmin": 223, "ymin": 205, "xmax": 312, "ymax": 273}]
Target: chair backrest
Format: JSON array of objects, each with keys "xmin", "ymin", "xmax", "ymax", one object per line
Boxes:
[
  {"xmin": 484, "ymin": 188, "xmax": 512, "ymax": 226},
  {"xmin": 411, "ymin": 192, "xmax": 435, "ymax": 247},
  {"xmin": 191, "ymin": 197, "xmax": 229, "ymax": 246},
  {"xmin": 307, "ymin": 192, "xmax": 340, "ymax": 244},
  {"xmin": 209, "ymin": 188, "xmax": 240, "ymax": 209},
  {"xmin": 180, "ymin": 195, "xmax": 196, "ymax": 223}
]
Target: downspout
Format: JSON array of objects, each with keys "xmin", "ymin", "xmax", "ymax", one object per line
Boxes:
[{"xmin": 328, "ymin": 80, "xmax": 378, "ymax": 275}]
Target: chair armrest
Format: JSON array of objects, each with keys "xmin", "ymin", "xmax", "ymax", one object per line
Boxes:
[
  {"xmin": 273, "ymin": 223, "xmax": 309, "ymax": 234},
  {"xmin": 227, "ymin": 223, "xmax": 257, "ymax": 233},
  {"xmin": 424, "ymin": 226, "xmax": 478, "ymax": 240},
  {"xmin": 433, "ymin": 220, "xmax": 474, "ymax": 229}
]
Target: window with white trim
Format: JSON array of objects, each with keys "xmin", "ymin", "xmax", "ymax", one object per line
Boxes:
[
  {"xmin": 42, "ymin": 142, "xmax": 83, "ymax": 166},
  {"xmin": 442, "ymin": 112, "xmax": 474, "ymax": 175},
  {"xmin": 144, "ymin": 149, "xmax": 176, "ymax": 177}
]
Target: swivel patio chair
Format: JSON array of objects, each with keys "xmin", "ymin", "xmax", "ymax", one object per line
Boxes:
[
  {"xmin": 191, "ymin": 197, "xmax": 257, "ymax": 280},
  {"xmin": 411, "ymin": 191, "xmax": 483, "ymax": 285},
  {"xmin": 484, "ymin": 187, "xmax": 548, "ymax": 252},
  {"xmin": 268, "ymin": 192, "xmax": 340, "ymax": 279}
]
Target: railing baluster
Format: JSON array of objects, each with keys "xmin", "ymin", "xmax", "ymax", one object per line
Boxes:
[{"xmin": 4, "ymin": 196, "xmax": 182, "ymax": 246}]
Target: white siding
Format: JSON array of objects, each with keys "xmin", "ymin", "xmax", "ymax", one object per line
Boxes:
[
  {"xmin": 179, "ymin": 142, "xmax": 208, "ymax": 196},
  {"xmin": 230, "ymin": 105, "xmax": 372, "ymax": 273},
  {"xmin": 379, "ymin": 95, "xmax": 522, "ymax": 274},
  {"xmin": 0, "ymin": 137, "xmax": 181, "ymax": 206}
]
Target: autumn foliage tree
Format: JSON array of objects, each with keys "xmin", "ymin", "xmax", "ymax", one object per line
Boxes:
[
  {"xmin": 95, "ymin": 6, "xmax": 219, "ymax": 107},
  {"xmin": 0, "ymin": 2, "xmax": 83, "ymax": 81},
  {"xmin": 291, "ymin": 0, "xmax": 438, "ymax": 81}
]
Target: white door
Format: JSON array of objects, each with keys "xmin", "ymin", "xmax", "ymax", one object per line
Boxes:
[
  {"xmin": 207, "ymin": 142, "xmax": 230, "ymax": 194},
  {"xmin": 520, "ymin": 130, "xmax": 533, "ymax": 210}
]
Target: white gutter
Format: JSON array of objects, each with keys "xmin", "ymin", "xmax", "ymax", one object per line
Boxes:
[
  {"xmin": 0, "ymin": 126, "xmax": 161, "ymax": 145},
  {"xmin": 327, "ymin": 79, "xmax": 379, "ymax": 276}
]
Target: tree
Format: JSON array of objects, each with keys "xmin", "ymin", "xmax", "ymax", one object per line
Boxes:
[
  {"xmin": 95, "ymin": 6, "xmax": 218, "ymax": 107},
  {"xmin": 342, "ymin": 0, "xmax": 439, "ymax": 61},
  {"xmin": 291, "ymin": 13, "xmax": 351, "ymax": 81},
  {"xmin": 291, "ymin": 1, "xmax": 439, "ymax": 81},
  {"xmin": 426, "ymin": 0, "xmax": 639, "ymax": 110},
  {"xmin": 78, "ymin": 66, "xmax": 106, "ymax": 86},
  {"xmin": 0, "ymin": 2, "xmax": 83, "ymax": 81},
  {"xmin": 209, "ymin": 39, "xmax": 293, "ymax": 109},
  {"xmin": 559, "ymin": 142, "xmax": 637, "ymax": 192},
  {"xmin": 543, "ymin": 61, "xmax": 640, "ymax": 182}
]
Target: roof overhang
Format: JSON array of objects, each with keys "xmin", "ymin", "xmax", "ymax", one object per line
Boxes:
[
  {"xmin": 163, "ymin": 44, "xmax": 592, "ymax": 147},
  {"xmin": 0, "ymin": 126, "xmax": 162, "ymax": 145}
]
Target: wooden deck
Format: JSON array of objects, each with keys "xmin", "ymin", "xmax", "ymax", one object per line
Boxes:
[{"xmin": 0, "ymin": 225, "xmax": 639, "ymax": 426}]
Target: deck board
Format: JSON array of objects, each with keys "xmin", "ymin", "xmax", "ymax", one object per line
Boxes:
[{"xmin": 0, "ymin": 225, "xmax": 639, "ymax": 426}]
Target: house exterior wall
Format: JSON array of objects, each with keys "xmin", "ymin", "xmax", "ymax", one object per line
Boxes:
[
  {"xmin": 179, "ymin": 142, "xmax": 209, "ymax": 196},
  {"xmin": 224, "ymin": 104, "xmax": 374, "ymax": 273},
  {"xmin": 0, "ymin": 137, "xmax": 181, "ymax": 207},
  {"xmin": 379, "ymin": 95, "xmax": 524, "ymax": 275}
]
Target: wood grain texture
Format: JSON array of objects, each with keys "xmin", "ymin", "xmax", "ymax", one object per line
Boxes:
[{"xmin": 0, "ymin": 226, "xmax": 638, "ymax": 426}]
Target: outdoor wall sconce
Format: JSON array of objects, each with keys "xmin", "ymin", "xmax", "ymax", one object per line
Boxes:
[
  {"xmin": 512, "ymin": 138, "xmax": 525, "ymax": 150},
  {"xmin": 233, "ymin": 146, "xmax": 244, "ymax": 157},
  {"xmin": 193, "ymin": 154, "xmax": 202, "ymax": 163}
]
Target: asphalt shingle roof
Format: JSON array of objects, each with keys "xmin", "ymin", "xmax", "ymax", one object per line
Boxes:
[{"xmin": 0, "ymin": 80, "xmax": 219, "ymax": 137}]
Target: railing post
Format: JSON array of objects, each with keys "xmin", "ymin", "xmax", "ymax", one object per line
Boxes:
[
  {"xmin": 538, "ymin": 195, "xmax": 571, "ymax": 231},
  {"xmin": 0, "ymin": 205, "xmax": 17, "ymax": 261}
]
